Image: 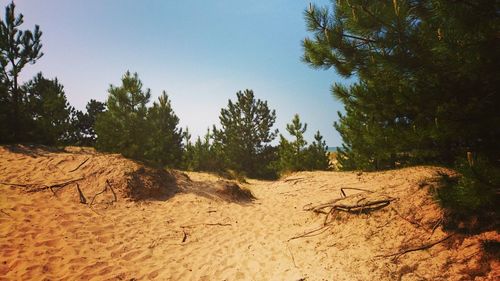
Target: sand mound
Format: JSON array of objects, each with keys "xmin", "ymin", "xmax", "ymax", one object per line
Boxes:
[
  {"xmin": 0, "ymin": 146, "xmax": 498, "ymax": 280},
  {"xmin": 0, "ymin": 145, "xmax": 182, "ymax": 203}
]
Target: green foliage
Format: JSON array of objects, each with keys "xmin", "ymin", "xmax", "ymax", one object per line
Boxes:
[
  {"xmin": 304, "ymin": 130, "xmax": 330, "ymax": 171},
  {"xmin": 144, "ymin": 91, "xmax": 183, "ymax": 167},
  {"xmin": 95, "ymin": 72, "xmax": 184, "ymax": 167},
  {"xmin": 95, "ymin": 71, "xmax": 151, "ymax": 159},
  {"xmin": 277, "ymin": 114, "xmax": 330, "ymax": 174},
  {"xmin": 182, "ymin": 128, "xmax": 223, "ymax": 172},
  {"xmin": 22, "ymin": 73, "xmax": 73, "ymax": 145},
  {"xmin": 69, "ymin": 99, "xmax": 106, "ymax": 146},
  {"xmin": 213, "ymin": 89, "xmax": 278, "ymax": 178},
  {"xmin": 304, "ymin": 0, "xmax": 499, "ymax": 170},
  {"xmin": 277, "ymin": 114, "xmax": 308, "ymax": 172},
  {"xmin": 0, "ymin": 1, "xmax": 43, "ymax": 143},
  {"xmin": 438, "ymin": 155, "xmax": 499, "ymax": 214}
]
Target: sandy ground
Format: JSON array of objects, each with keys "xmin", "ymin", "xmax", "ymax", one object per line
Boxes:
[{"xmin": 0, "ymin": 146, "xmax": 498, "ymax": 280}]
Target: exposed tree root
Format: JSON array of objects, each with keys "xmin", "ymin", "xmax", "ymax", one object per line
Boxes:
[
  {"xmin": 89, "ymin": 180, "xmax": 117, "ymax": 207},
  {"xmin": 292, "ymin": 187, "xmax": 397, "ymax": 240},
  {"xmin": 377, "ymin": 234, "xmax": 454, "ymax": 261},
  {"xmin": 0, "ymin": 178, "xmax": 84, "ymax": 195}
]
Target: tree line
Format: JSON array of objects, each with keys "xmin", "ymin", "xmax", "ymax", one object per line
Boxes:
[{"xmin": 0, "ymin": 2, "xmax": 330, "ymax": 179}]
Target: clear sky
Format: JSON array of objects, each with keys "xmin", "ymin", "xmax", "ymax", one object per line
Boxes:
[{"xmin": 7, "ymin": 0, "xmax": 349, "ymax": 147}]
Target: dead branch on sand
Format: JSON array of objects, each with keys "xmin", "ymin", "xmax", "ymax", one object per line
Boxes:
[
  {"xmin": 75, "ymin": 183, "xmax": 87, "ymax": 204},
  {"xmin": 283, "ymin": 177, "xmax": 306, "ymax": 185},
  {"xmin": 0, "ymin": 178, "xmax": 84, "ymax": 195},
  {"xmin": 391, "ymin": 207, "xmax": 430, "ymax": 233},
  {"xmin": 377, "ymin": 234, "xmax": 454, "ymax": 261},
  {"xmin": 180, "ymin": 222, "xmax": 232, "ymax": 228},
  {"xmin": 89, "ymin": 180, "xmax": 117, "ymax": 207},
  {"xmin": 291, "ymin": 187, "xmax": 397, "ymax": 241},
  {"xmin": 68, "ymin": 157, "xmax": 90, "ymax": 172},
  {"xmin": 0, "ymin": 209, "xmax": 12, "ymax": 218}
]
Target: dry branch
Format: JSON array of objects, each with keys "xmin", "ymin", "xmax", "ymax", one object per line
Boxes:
[
  {"xmin": 294, "ymin": 188, "xmax": 397, "ymax": 240},
  {"xmin": 69, "ymin": 158, "xmax": 90, "ymax": 172},
  {"xmin": 181, "ymin": 222, "xmax": 232, "ymax": 228},
  {"xmin": 76, "ymin": 183, "xmax": 87, "ymax": 204},
  {"xmin": 0, "ymin": 209, "xmax": 12, "ymax": 218},
  {"xmin": 392, "ymin": 207, "xmax": 430, "ymax": 233},
  {"xmin": 0, "ymin": 178, "xmax": 84, "ymax": 194},
  {"xmin": 378, "ymin": 234, "xmax": 454, "ymax": 260},
  {"xmin": 89, "ymin": 179, "xmax": 117, "ymax": 207},
  {"xmin": 106, "ymin": 180, "xmax": 117, "ymax": 202},
  {"xmin": 340, "ymin": 187, "xmax": 373, "ymax": 197}
]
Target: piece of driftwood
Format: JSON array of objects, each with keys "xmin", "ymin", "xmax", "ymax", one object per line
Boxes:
[
  {"xmin": 378, "ymin": 234, "xmax": 454, "ymax": 261},
  {"xmin": 69, "ymin": 158, "xmax": 90, "ymax": 172}
]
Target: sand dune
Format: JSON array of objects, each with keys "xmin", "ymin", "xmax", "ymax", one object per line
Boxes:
[{"xmin": 0, "ymin": 146, "xmax": 498, "ymax": 280}]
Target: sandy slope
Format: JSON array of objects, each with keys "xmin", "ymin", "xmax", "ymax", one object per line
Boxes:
[{"xmin": 0, "ymin": 146, "xmax": 498, "ymax": 280}]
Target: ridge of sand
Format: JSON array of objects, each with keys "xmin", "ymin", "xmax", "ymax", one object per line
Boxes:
[{"xmin": 0, "ymin": 146, "xmax": 498, "ymax": 280}]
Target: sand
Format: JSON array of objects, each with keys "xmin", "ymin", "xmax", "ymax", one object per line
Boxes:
[{"xmin": 0, "ymin": 145, "xmax": 498, "ymax": 280}]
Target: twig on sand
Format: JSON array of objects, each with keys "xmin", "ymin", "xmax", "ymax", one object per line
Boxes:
[
  {"xmin": 284, "ymin": 177, "xmax": 306, "ymax": 185},
  {"xmin": 0, "ymin": 209, "xmax": 12, "ymax": 218},
  {"xmin": 0, "ymin": 181, "xmax": 31, "ymax": 187},
  {"xmin": 90, "ymin": 179, "xmax": 117, "ymax": 207},
  {"xmin": 340, "ymin": 187, "xmax": 373, "ymax": 197},
  {"xmin": 377, "ymin": 234, "xmax": 454, "ymax": 261},
  {"xmin": 391, "ymin": 207, "xmax": 430, "ymax": 233},
  {"xmin": 69, "ymin": 157, "xmax": 90, "ymax": 172},
  {"xmin": 288, "ymin": 224, "xmax": 332, "ymax": 241},
  {"xmin": 286, "ymin": 243, "xmax": 298, "ymax": 268},
  {"xmin": 180, "ymin": 222, "xmax": 232, "ymax": 228},
  {"xmin": 182, "ymin": 229, "xmax": 188, "ymax": 243},
  {"xmin": 1, "ymin": 178, "xmax": 84, "ymax": 197},
  {"xmin": 75, "ymin": 183, "xmax": 87, "ymax": 204},
  {"xmin": 431, "ymin": 217, "xmax": 443, "ymax": 234},
  {"xmin": 106, "ymin": 180, "xmax": 118, "ymax": 202}
]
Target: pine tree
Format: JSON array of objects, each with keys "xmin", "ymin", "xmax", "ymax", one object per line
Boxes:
[
  {"xmin": 278, "ymin": 114, "xmax": 330, "ymax": 173},
  {"xmin": 145, "ymin": 91, "xmax": 183, "ymax": 167},
  {"xmin": 303, "ymin": 0, "xmax": 500, "ymax": 169},
  {"xmin": 304, "ymin": 130, "xmax": 330, "ymax": 171},
  {"xmin": 22, "ymin": 73, "xmax": 73, "ymax": 145},
  {"xmin": 95, "ymin": 71, "xmax": 150, "ymax": 159},
  {"xmin": 0, "ymin": 2, "xmax": 43, "ymax": 142},
  {"xmin": 213, "ymin": 89, "xmax": 278, "ymax": 178},
  {"xmin": 69, "ymin": 99, "xmax": 106, "ymax": 146},
  {"xmin": 278, "ymin": 114, "xmax": 308, "ymax": 173}
]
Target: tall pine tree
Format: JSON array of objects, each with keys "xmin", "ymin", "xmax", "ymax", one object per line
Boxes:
[
  {"xmin": 95, "ymin": 71, "xmax": 150, "ymax": 159},
  {"xmin": 303, "ymin": 0, "xmax": 500, "ymax": 170},
  {"xmin": 145, "ymin": 91, "xmax": 183, "ymax": 167},
  {"xmin": 213, "ymin": 89, "xmax": 278, "ymax": 178},
  {"xmin": 0, "ymin": 2, "xmax": 43, "ymax": 143}
]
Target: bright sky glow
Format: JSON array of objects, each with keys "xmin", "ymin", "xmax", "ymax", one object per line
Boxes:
[{"xmin": 8, "ymin": 0, "xmax": 349, "ymax": 147}]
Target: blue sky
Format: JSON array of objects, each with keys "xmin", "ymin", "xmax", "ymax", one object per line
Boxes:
[{"xmin": 8, "ymin": 0, "xmax": 348, "ymax": 147}]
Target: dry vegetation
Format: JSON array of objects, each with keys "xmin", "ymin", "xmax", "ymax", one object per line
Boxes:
[{"xmin": 0, "ymin": 146, "xmax": 498, "ymax": 280}]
